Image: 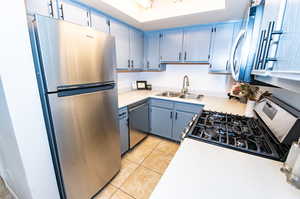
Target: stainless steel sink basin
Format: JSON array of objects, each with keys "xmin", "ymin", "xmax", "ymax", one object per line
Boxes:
[
  {"xmin": 157, "ymin": 91, "xmax": 182, "ymax": 98},
  {"xmin": 179, "ymin": 93, "xmax": 203, "ymax": 100},
  {"xmin": 157, "ymin": 91, "xmax": 203, "ymax": 100}
]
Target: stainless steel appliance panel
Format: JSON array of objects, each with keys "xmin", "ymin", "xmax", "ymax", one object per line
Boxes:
[
  {"xmin": 48, "ymin": 88, "xmax": 121, "ymax": 199},
  {"xmin": 129, "ymin": 102, "xmax": 149, "ymax": 148},
  {"xmin": 34, "ymin": 15, "xmax": 116, "ymax": 92},
  {"xmin": 254, "ymin": 98, "xmax": 297, "ymax": 143}
]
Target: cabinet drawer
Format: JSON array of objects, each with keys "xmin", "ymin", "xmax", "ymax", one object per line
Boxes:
[
  {"xmin": 174, "ymin": 102, "xmax": 203, "ymax": 113},
  {"xmin": 118, "ymin": 107, "xmax": 128, "ymax": 119},
  {"xmin": 149, "ymin": 98, "xmax": 174, "ymax": 109}
]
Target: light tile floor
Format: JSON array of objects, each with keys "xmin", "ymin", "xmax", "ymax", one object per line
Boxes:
[{"xmin": 95, "ymin": 135, "xmax": 179, "ymax": 199}]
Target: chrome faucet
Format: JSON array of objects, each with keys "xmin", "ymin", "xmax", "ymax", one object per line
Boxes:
[{"xmin": 181, "ymin": 75, "xmax": 190, "ymax": 94}]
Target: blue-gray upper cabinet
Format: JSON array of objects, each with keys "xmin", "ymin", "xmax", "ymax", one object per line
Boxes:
[
  {"xmin": 26, "ymin": 0, "xmax": 58, "ymax": 18},
  {"xmin": 144, "ymin": 32, "xmax": 161, "ymax": 70},
  {"xmin": 269, "ymin": 0, "xmax": 300, "ymax": 81},
  {"xmin": 110, "ymin": 20, "xmax": 131, "ymax": 70},
  {"xmin": 182, "ymin": 26, "xmax": 212, "ymax": 62},
  {"xmin": 130, "ymin": 29, "xmax": 144, "ymax": 69},
  {"xmin": 150, "ymin": 106, "xmax": 173, "ymax": 139},
  {"xmin": 209, "ymin": 23, "xmax": 236, "ymax": 73},
  {"xmin": 160, "ymin": 29, "xmax": 184, "ymax": 62},
  {"xmin": 260, "ymin": 0, "xmax": 283, "ymax": 31},
  {"xmin": 90, "ymin": 11, "xmax": 109, "ymax": 33},
  {"xmin": 59, "ymin": 0, "xmax": 90, "ymax": 26}
]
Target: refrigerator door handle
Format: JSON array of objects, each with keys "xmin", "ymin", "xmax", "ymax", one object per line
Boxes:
[
  {"xmin": 57, "ymin": 81, "xmax": 115, "ymax": 91},
  {"xmin": 57, "ymin": 82, "xmax": 115, "ymax": 97}
]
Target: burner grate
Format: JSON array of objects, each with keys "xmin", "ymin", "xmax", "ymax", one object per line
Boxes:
[{"xmin": 188, "ymin": 111, "xmax": 281, "ymax": 160}]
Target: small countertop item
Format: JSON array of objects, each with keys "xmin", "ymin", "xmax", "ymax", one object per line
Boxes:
[
  {"xmin": 118, "ymin": 90, "xmax": 246, "ymax": 115},
  {"xmin": 150, "ymin": 138, "xmax": 300, "ymax": 199}
]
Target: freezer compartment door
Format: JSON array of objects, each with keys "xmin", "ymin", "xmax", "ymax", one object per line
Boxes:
[
  {"xmin": 48, "ymin": 87, "xmax": 121, "ymax": 199},
  {"xmin": 34, "ymin": 15, "xmax": 116, "ymax": 92}
]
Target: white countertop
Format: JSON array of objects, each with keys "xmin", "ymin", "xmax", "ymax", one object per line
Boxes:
[
  {"xmin": 118, "ymin": 90, "xmax": 246, "ymax": 115},
  {"xmin": 150, "ymin": 138, "xmax": 300, "ymax": 199}
]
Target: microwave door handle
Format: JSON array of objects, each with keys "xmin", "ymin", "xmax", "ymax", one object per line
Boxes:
[{"xmin": 230, "ymin": 30, "xmax": 246, "ymax": 81}]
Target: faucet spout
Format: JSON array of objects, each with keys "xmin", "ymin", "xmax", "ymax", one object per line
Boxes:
[{"xmin": 181, "ymin": 75, "xmax": 190, "ymax": 94}]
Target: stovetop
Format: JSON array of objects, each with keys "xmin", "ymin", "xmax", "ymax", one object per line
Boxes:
[{"xmin": 187, "ymin": 110, "xmax": 287, "ymax": 161}]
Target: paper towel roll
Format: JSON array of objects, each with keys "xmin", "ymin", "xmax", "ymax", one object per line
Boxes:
[
  {"xmin": 292, "ymin": 154, "xmax": 300, "ymax": 177},
  {"xmin": 286, "ymin": 141, "xmax": 300, "ymax": 170}
]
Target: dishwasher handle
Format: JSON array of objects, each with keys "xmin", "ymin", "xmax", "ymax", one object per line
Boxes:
[{"xmin": 129, "ymin": 103, "xmax": 148, "ymax": 112}]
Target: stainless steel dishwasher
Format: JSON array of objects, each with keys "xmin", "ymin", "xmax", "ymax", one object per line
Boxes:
[{"xmin": 128, "ymin": 100, "xmax": 149, "ymax": 149}]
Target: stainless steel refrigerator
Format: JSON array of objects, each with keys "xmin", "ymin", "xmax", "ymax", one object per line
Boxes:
[{"xmin": 31, "ymin": 15, "xmax": 121, "ymax": 199}]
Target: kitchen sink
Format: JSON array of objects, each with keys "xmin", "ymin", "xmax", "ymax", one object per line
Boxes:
[
  {"xmin": 157, "ymin": 91, "xmax": 203, "ymax": 100},
  {"xmin": 157, "ymin": 91, "xmax": 182, "ymax": 97},
  {"xmin": 179, "ymin": 93, "xmax": 203, "ymax": 100}
]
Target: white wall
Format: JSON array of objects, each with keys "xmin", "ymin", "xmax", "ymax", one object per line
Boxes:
[
  {"xmin": 0, "ymin": 1, "xmax": 60, "ymax": 199},
  {"xmin": 117, "ymin": 72, "xmax": 140, "ymax": 93},
  {"xmin": 138, "ymin": 65, "xmax": 234, "ymax": 97},
  {"xmin": 0, "ymin": 78, "xmax": 32, "ymax": 199}
]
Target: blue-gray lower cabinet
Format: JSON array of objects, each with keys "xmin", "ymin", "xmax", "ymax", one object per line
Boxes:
[
  {"xmin": 172, "ymin": 111, "xmax": 195, "ymax": 141},
  {"xmin": 150, "ymin": 106, "xmax": 173, "ymax": 139},
  {"xmin": 149, "ymin": 99, "xmax": 203, "ymax": 141},
  {"xmin": 118, "ymin": 108, "xmax": 129, "ymax": 155}
]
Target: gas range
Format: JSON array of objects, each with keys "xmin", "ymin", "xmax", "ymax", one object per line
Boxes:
[
  {"xmin": 187, "ymin": 111, "xmax": 285, "ymax": 160},
  {"xmin": 184, "ymin": 97, "xmax": 300, "ymax": 162}
]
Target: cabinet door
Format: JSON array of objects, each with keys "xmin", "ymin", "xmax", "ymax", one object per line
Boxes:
[
  {"xmin": 172, "ymin": 111, "xmax": 195, "ymax": 141},
  {"xmin": 130, "ymin": 29, "xmax": 144, "ymax": 69},
  {"xmin": 110, "ymin": 20, "xmax": 130, "ymax": 69},
  {"xmin": 144, "ymin": 32, "xmax": 161, "ymax": 70},
  {"xmin": 26, "ymin": 0, "xmax": 58, "ymax": 18},
  {"xmin": 150, "ymin": 107, "xmax": 173, "ymax": 139},
  {"xmin": 160, "ymin": 29, "xmax": 183, "ymax": 62},
  {"xmin": 271, "ymin": 0, "xmax": 300, "ymax": 80},
  {"xmin": 210, "ymin": 23, "xmax": 235, "ymax": 73},
  {"xmin": 90, "ymin": 11, "xmax": 109, "ymax": 33},
  {"xmin": 183, "ymin": 26, "xmax": 212, "ymax": 62},
  {"xmin": 119, "ymin": 117, "xmax": 129, "ymax": 155},
  {"xmin": 261, "ymin": 0, "xmax": 283, "ymax": 30},
  {"xmin": 60, "ymin": 0, "xmax": 90, "ymax": 26}
]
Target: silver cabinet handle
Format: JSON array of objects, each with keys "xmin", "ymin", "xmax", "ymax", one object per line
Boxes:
[
  {"xmin": 175, "ymin": 112, "xmax": 178, "ymax": 120},
  {"xmin": 170, "ymin": 111, "xmax": 173, "ymax": 119},
  {"xmin": 60, "ymin": 3, "xmax": 64, "ymax": 20},
  {"xmin": 184, "ymin": 51, "xmax": 187, "ymax": 61},
  {"xmin": 262, "ymin": 21, "xmax": 276, "ymax": 70},
  {"xmin": 225, "ymin": 60, "xmax": 229, "ymax": 71},
  {"xmin": 179, "ymin": 52, "xmax": 182, "ymax": 61},
  {"xmin": 128, "ymin": 59, "xmax": 130, "ymax": 68},
  {"xmin": 255, "ymin": 30, "xmax": 267, "ymax": 70},
  {"xmin": 264, "ymin": 21, "xmax": 284, "ymax": 70},
  {"xmin": 48, "ymin": 0, "xmax": 54, "ymax": 17},
  {"xmin": 147, "ymin": 61, "xmax": 150, "ymax": 68},
  {"xmin": 131, "ymin": 60, "xmax": 134, "ymax": 68}
]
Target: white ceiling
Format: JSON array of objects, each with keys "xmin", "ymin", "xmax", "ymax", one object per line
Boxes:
[{"xmin": 77, "ymin": 0, "xmax": 251, "ymax": 30}]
